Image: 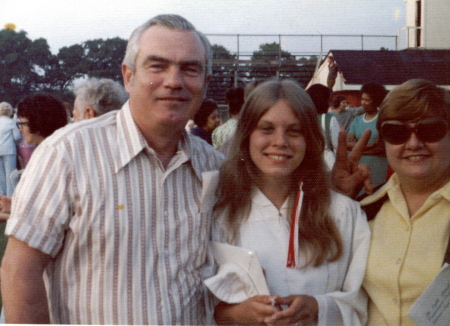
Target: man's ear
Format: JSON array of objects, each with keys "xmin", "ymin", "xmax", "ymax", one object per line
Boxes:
[
  {"xmin": 84, "ymin": 107, "xmax": 96, "ymax": 119},
  {"xmin": 122, "ymin": 64, "xmax": 134, "ymax": 94}
]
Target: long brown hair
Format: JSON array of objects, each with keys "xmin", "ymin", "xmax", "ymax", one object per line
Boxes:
[{"xmin": 214, "ymin": 79, "xmax": 343, "ymax": 267}]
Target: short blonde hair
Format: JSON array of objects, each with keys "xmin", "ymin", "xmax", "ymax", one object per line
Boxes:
[
  {"xmin": 0, "ymin": 102, "xmax": 13, "ymax": 117},
  {"xmin": 377, "ymin": 79, "xmax": 450, "ymax": 130}
]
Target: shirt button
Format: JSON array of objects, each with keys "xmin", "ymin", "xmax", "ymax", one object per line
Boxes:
[
  {"xmin": 393, "ymin": 298, "xmax": 398, "ymax": 304},
  {"xmin": 396, "ymin": 258, "xmax": 402, "ymax": 265},
  {"xmin": 405, "ymin": 226, "xmax": 410, "ymax": 231}
]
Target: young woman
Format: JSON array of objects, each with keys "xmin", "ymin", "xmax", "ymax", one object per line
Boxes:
[{"xmin": 211, "ymin": 79, "xmax": 370, "ymax": 325}]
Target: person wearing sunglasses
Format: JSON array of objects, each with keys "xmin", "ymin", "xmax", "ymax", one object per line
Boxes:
[{"xmin": 360, "ymin": 79, "xmax": 450, "ymax": 325}]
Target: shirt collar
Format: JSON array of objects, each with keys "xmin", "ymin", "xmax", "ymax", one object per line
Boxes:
[
  {"xmin": 251, "ymin": 186, "xmax": 291, "ymax": 211},
  {"xmin": 114, "ymin": 102, "xmax": 148, "ymax": 172},
  {"xmin": 361, "ymin": 172, "xmax": 450, "ymax": 205},
  {"xmin": 114, "ymin": 102, "xmax": 201, "ymax": 178}
]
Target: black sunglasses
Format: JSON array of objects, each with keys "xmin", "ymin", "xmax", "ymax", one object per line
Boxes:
[{"xmin": 380, "ymin": 117, "xmax": 449, "ymax": 145}]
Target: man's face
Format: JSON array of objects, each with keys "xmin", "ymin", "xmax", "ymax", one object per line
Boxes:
[{"xmin": 123, "ymin": 25, "xmax": 209, "ymax": 132}]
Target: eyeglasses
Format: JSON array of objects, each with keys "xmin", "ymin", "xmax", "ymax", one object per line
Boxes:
[
  {"xmin": 16, "ymin": 121, "xmax": 29, "ymax": 129},
  {"xmin": 380, "ymin": 117, "xmax": 449, "ymax": 145}
]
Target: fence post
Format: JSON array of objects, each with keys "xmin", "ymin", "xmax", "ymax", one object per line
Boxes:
[{"xmin": 235, "ymin": 34, "xmax": 240, "ymax": 87}]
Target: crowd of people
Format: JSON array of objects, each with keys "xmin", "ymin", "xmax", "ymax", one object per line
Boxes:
[{"xmin": 0, "ymin": 13, "xmax": 448, "ymax": 326}]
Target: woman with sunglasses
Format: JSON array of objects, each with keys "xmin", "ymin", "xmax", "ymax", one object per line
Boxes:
[
  {"xmin": 210, "ymin": 80, "xmax": 370, "ymax": 325},
  {"xmin": 361, "ymin": 79, "xmax": 450, "ymax": 325}
]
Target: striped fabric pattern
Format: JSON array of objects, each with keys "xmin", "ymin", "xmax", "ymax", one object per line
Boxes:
[{"xmin": 6, "ymin": 102, "xmax": 223, "ymax": 325}]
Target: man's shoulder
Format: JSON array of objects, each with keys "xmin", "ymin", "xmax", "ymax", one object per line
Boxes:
[
  {"xmin": 43, "ymin": 111, "xmax": 119, "ymax": 148},
  {"xmin": 188, "ymin": 133, "xmax": 224, "ymax": 168},
  {"xmin": 189, "ymin": 133, "xmax": 223, "ymax": 158}
]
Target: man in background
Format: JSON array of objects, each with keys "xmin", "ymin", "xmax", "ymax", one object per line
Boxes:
[{"xmin": 72, "ymin": 77, "xmax": 128, "ymax": 121}]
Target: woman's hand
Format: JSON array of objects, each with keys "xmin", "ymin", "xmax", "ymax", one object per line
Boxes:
[
  {"xmin": 214, "ymin": 295, "xmax": 278, "ymax": 325},
  {"xmin": 333, "ymin": 130, "xmax": 373, "ymax": 198},
  {"xmin": 264, "ymin": 295, "xmax": 318, "ymax": 325}
]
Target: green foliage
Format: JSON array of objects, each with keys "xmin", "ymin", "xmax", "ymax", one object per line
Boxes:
[
  {"xmin": 83, "ymin": 37, "xmax": 127, "ymax": 80},
  {"xmin": 212, "ymin": 44, "xmax": 235, "ymax": 60},
  {"xmin": 0, "ymin": 30, "xmax": 316, "ymax": 106},
  {"xmin": 251, "ymin": 42, "xmax": 295, "ymax": 61},
  {"xmin": 0, "ymin": 29, "xmax": 52, "ymax": 104},
  {"xmin": 0, "ymin": 29, "xmax": 127, "ymax": 105}
]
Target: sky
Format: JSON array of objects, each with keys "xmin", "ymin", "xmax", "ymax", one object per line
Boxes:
[{"xmin": 1, "ymin": 0, "xmax": 407, "ymax": 55}]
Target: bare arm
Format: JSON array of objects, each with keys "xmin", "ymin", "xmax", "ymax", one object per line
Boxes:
[
  {"xmin": 1, "ymin": 236, "xmax": 52, "ymax": 323},
  {"xmin": 0, "ymin": 196, "xmax": 12, "ymax": 214}
]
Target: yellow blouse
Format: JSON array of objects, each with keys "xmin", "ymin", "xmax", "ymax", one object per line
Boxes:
[{"xmin": 361, "ymin": 173, "xmax": 450, "ymax": 326}]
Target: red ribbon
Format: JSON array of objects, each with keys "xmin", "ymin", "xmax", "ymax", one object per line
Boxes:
[{"xmin": 286, "ymin": 182, "xmax": 303, "ymax": 268}]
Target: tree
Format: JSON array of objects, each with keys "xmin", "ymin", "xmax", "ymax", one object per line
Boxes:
[
  {"xmin": 212, "ymin": 44, "xmax": 235, "ymax": 60},
  {"xmin": 251, "ymin": 42, "xmax": 295, "ymax": 61},
  {"xmin": 46, "ymin": 44, "xmax": 86, "ymax": 92},
  {"xmin": 0, "ymin": 29, "xmax": 53, "ymax": 104},
  {"xmin": 83, "ymin": 37, "xmax": 127, "ymax": 81},
  {"xmin": 249, "ymin": 42, "xmax": 295, "ymax": 79},
  {"xmin": 207, "ymin": 44, "xmax": 240, "ymax": 103}
]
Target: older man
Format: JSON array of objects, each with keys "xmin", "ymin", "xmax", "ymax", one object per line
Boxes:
[
  {"xmin": 72, "ymin": 77, "xmax": 129, "ymax": 121},
  {"xmin": 1, "ymin": 14, "xmax": 223, "ymax": 324}
]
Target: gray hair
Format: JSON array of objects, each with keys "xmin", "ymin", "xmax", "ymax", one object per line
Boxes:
[
  {"xmin": 122, "ymin": 14, "xmax": 212, "ymax": 76},
  {"xmin": 74, "ymin": 77, "xmax": 129, "ymax": 116},
  {"xmin": 0, "ymin": 102, "xmax": 13, "ymax": 117}
]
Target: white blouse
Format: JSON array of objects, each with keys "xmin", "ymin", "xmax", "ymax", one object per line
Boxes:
[{"xmin": 212, "ymin": 188, "xmax": 370, "ymax": 326}]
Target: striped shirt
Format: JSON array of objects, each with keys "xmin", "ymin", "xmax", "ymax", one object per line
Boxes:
[{"xmin": 6, "ymin": 102, "xmax": 224, "ymax": 325}]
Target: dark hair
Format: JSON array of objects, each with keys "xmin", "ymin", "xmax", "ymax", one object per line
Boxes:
[
  {"xmin": 306, "ymin": 84, "xmax": 332, "ymax": 114},
  {"xmin": 361, "ymin": 82, "xmax": 387, "ymax": 108},
  {"xmin": 193, "ymin": 99, "xmax": 218, "ymax": 128},
  {"xmin": 225, "ymin": 87, "xmax": 245, "ymax": 116},
  {"xmin": 332, "ymin": 95, "xmax": 346, "ymax": 108},
  {"xmin": 378, "ymin": 79, "xmax": 450, "ymax": 130},
  {"xmin": 17, "ymin": 93, "xmax": 68, "ymax": 138}
]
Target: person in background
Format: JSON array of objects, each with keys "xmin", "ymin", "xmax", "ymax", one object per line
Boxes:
[
  {"xmin": 212, "ymin": 87, "xmax": 244, "ymax": 150},
  {"xmin": 63, "ymin": 102, "xmax": 73, "ymax": 122},
  {"xmin": 211, "ymin": 79, "xmax": 370, "ymax": 325},
  {"xmin": 1, "ymin": 14, "xmax": 223, "ymax": 325},
  {"xmin": 331, "ymin": 95, "xmax": 364, "ymax": 132},
  {"xmin": 348, "ymin": 82, "xmax": 388, "ymax": 190},
  {"xmin": 307, "ymin": 84, "xmax": 340, "ymax": 170},
  {"xmin": 0, "ymin": 102, "xmax": 20, "ymax": 197},
  {"xmin": 15, "ymin": 94, "xmax": 68, "ymax": 147},
  {"xmin": 0, "ymin": 93, "xmax": 68, "ymax": 216},
  {"xmin": 326, "ymin": 55, "xmax": 344, "ymax": 90},
  {"xmin": 72, "ymin": 77, "xmax": 128, "ymax": 122},
  {"xmin": 191, "ymin": 99, "xmax": 221, "ymax": 145},
  {"xmin": 219, "ymin": 80, "xmax": 265, "ymax": 156},
  {"xmin": 361, "ymin": 79, "xmax": 450, "ymax": 325}
]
